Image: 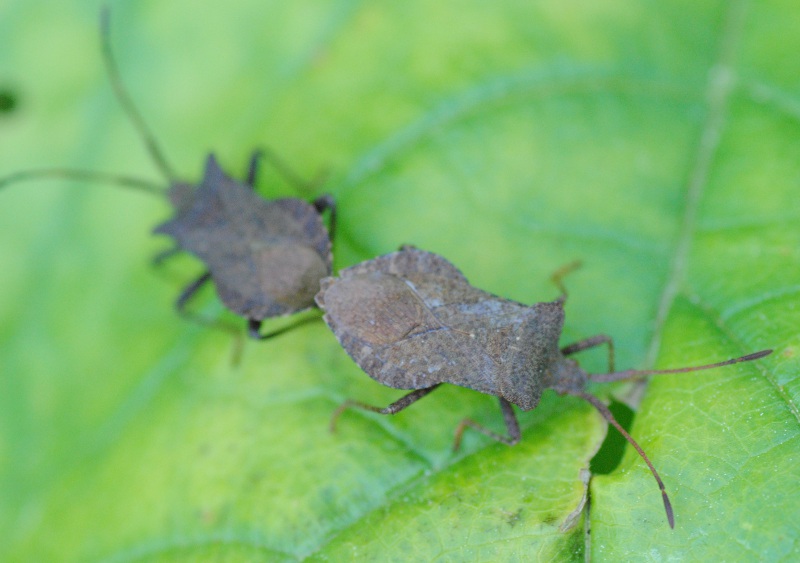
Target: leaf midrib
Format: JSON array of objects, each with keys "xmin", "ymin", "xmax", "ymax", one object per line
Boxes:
[{"xmin": 645, "ymin": 0, "xmax": 747, "ymax": 367}]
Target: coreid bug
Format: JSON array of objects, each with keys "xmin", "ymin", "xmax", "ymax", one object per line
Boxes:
[
  {"xmin": 0, "ymin": 8, "xmax": 335, "ymax": 340},
  {"xmin": 315, "ymin": 246, "xmax": 772, "ymax": 528}
]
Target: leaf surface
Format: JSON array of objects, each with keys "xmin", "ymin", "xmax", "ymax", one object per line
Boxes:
[{"xmin": 0, "ymin": 1, "xmax": 797, "ymax": 561}]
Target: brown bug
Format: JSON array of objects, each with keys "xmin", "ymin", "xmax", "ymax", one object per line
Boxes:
[
  {"xmin": 0, "ymin": 8, "xmax": 335, "ymax": 340},
  {"xmin": 315, "ymin": 246, "xmax": 772, "ymax": 528}
]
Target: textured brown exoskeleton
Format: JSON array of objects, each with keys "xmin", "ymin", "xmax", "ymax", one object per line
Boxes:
[
  {"xmin": 0, "ymin": 9, "xmax": 334, "ymax": 340},
  {"xmin": 155, "ymin": 154, "xmax": 333, "ymax": 337},
  {"xmin": 315, "ymin": 246, "xmax": 772, "ymax": 528}
]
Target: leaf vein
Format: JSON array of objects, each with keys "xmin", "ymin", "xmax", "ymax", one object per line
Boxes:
[{"xmin": 646, "ymin": 0, "xmax": 748, "ymax": 366}]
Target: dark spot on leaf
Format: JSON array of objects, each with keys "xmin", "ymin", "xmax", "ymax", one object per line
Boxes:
[
  {"xmin": 0, "ymin": 88, "xmax": 18, "ymax": 114},
  {"xmin": 590, "ymin": 399, "xmax": 634, "ymax": 474},
  {"xmin": 501, "ymin": 508, "xmax": 522, "ymax": 527},
  {"xmin": 542, "ymin": 512, "xmax": 560, "ymax": 526},
  {"xmin": 248, "ymin": 470, "xmax": 266, "ymax": 485}
]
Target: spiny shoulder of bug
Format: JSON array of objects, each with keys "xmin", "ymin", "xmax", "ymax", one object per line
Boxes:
[
  {"xmin": 162, "ymin": 154, "xmax": 256, "ymax": 215},
  {"xmin": 156, "ymin": 158, "xmax": 327, "ymax": 266}
]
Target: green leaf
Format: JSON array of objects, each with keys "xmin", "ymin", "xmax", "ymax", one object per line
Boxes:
[{"xmin": 1, "ymin": 1, "xmax": 798, "ymax": 561}]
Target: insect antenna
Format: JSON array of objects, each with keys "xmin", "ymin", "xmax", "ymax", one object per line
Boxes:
[
  {"xmin": 573, "ymin": 390, "xmax": 675, "ymax": 528},
  {"xmin": 0, "ymin": 169, "xmax": 163, "ymax": 195},
  {"xmin": 100, "ymin": 6, "xmax": 177, "ymax": 183},
  {"xmin": 0, "ymin": 8, "xmax": 173, "ymax": 196},
  {"xmin": 589, "ymin": 349, "xmax": 772, "ymax": 383},
  {"xmin": 550, "ymin": 260, "xmax": 582, "ymax": 303},
  {"xmin": 575, "ymin": 348, "xmax": 772, "ymax": 528}
]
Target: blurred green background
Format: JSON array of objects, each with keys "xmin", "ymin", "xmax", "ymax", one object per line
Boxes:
[{"xmin": 1, "ymin": 0, "xmax": 798, "ymax": 560}]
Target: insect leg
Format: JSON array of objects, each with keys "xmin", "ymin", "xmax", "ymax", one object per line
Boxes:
[
  {"xmin": 312, "ymin": 194, "xmax": 337, "ymax": 240},
  {"xmin": 244, "ymin": 150, "xmax": 261, "ymax": 188},
  {"xmin": 151, "ymin": 246, "xmax": 182, "ymax": 266},
  {"xmin": 329, "ymin": 385, "xmax": 442, "ymax": 433},
  {"xmin": 247, "ymin": 315, "xmax": 321, "ymax": 341},
  {"xmin": 252, "ymin": 147, "xmax": 322, "ymax": 193},
  {"xmin": 175, "ymin": 272, "xmax": 212, "ymax": 312},
  {"xmin": 452, "ymin": 397, "xmax": 520, "ymax": 451},
  {"xmin": 561, "ymin": 334, "xmax": 615, "ymax": 372},
  {"xmin": 172, "ymin": 272, "xmax": 245, "ymax": 361},
  {"xmin": 174, "ymin": 272, "xmax": 239, "ymax": 333}
]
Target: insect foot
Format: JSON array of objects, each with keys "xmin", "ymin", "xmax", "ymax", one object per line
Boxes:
[
  {"xmin": 0, "ymin": 8, "xmax": 335, "ymax": 342},
  {"xmin": 314, "ymin": 246, "xmax": 772, "ymax": 528}
]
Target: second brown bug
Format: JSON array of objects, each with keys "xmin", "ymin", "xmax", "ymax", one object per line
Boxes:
[{"xmin": 0, "ymin": 8, "xmax": 335, "ymax": 340}]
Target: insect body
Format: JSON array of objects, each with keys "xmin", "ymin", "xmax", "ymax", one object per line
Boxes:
[
  {"xmin": 0, "ymin": 9, "xmax": 335, "ymax": 340},
  {"xmin": 156, "ymin": 154, "xmax": 333, "ymax": 336},
  {"xmin": 315, "ymin": 246, "xmax": 772, "ymax": 528}
]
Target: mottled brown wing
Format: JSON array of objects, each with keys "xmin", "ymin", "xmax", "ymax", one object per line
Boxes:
[
  {"xmin": 215, "ymin": 186, "xmax": 331, "ymax": 265},
  {"xmin": 430, "ymin": 299, "xmax": 563, "ymax": 410},
  {"xmin": 155, "ymin": 155, "xmax": 332, "ymax": 319},
  {"xmin": 318, "ymin": 271, "xmax": 504, "ymax": 394},
  {"xmin": 317, "ymin": 247, "xmax": 563, "ymax": 409},
  {"xmin": 211, "ymin": 239, "xmax": 330, "ymax": 318}
]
